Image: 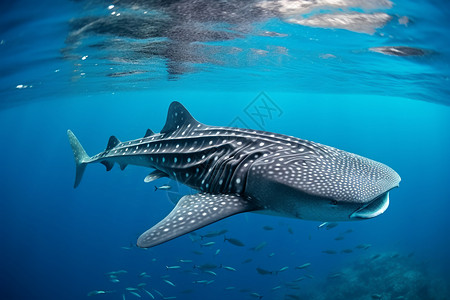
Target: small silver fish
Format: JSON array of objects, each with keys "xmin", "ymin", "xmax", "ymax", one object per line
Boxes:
[
  {"xmin": 153, "ymin": 289, "xmax": 163, "ymax": 297},
  {"xmin": 355, "ymin": 243, "xmax": 372, "ymax": 249},
  {"xmin": 201, "ymin": 242, "xmax": 216, "ymax": 247},
  {"xmin": 193, "ymin": 280, "xmax": 209, "ymax": 284},
  {"xmin": 292, "ymin": 277, "xmax": 305, "ymax": 282},
  {"xmin": 242, "ymin": 258, "xmax": 253, "ymax": 264},
  {"xmin": 251, "ymin": 242, "xmax": 267, "ymax": 251},
  {"xmin": 163, "ymin": 279, "xmax": 176, "ymax": 287},
  {"xmin": 166, "ymin": 266, "xmax": 181, "ymax": 270},
  {"xmin": 129, "ymin": 291, "xmax": 141, "ymax": 298},
  {"xmin": 224, "ymin": 237, "xmax": 245, "ymax": 247},
  {"xmin": 194, "ymin": 263, "xmax": 218, "ymax": 270},
  {"xmin": 142, "ymin": 289, "xmax": 155, "ymax": 299},
  {"xmin": 200, "ymin": 229, "xmax": 228, "ymax": 239},
  {"xmin": 256, "ymin": 267, "xmax": 274, "ymax": 275},
  {"xmin": 296, "ymin": 263, "xmax": 311, "ymax": 269},
  {"xmin": 326, "ymin": 222, "xmax": 339, "ymax": 230},
  {"xmin": 278, "ymin": 266, "xmax": 289, "ymax": 272},
  {"xmin": 155, "ymin": 185, "xmax": 171, "ymax": 191},
  {"xmin": 204, "ymin": 270, "xmax": 217, "ymax": 276},
  {"xmin": 106, "ymin": 270, "xmax": 127, "ymax": 276},
  {"xmin": 318, "ymin": 222, "xmax": 328, "ymax": 229},
  {"xmin": 222, "ymin": 265, "xmax": 236, "ymax": 272},
  {"xmin": 250, "ymin": 292, "xmax": 263, "ymax": 299},
  {"xmin": 87, "ymin": 291, "xmax": 106, "ymax": 296}
]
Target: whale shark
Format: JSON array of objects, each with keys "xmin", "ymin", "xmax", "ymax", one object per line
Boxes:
[{"xmin": 68, "ymin": 101, "xmax": 400, "ymax": 248}]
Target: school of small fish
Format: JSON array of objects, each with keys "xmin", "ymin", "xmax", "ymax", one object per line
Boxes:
[{"xmin": 88, "ymin": 222, "xmax": 403, "ymax": 299}]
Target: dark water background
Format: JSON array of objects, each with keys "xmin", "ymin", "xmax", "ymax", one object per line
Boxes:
[{"xmin": 1, "ymin": 0, "xmax": 449, "ymax": 299}]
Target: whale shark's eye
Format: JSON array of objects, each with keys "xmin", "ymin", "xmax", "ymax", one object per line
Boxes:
[{"xmin": 330, "ymin": 200, "xmax": 338, "ymax": 206}]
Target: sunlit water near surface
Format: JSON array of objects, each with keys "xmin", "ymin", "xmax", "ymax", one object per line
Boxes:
[{"xmin": 1, "ymin": 0, "xmax": 450, "ymax": 299}]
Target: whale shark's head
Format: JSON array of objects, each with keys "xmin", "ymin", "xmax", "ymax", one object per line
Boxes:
[{"xmin": 245, "ymin": 143, "xmax": 401, "ymax": 221}]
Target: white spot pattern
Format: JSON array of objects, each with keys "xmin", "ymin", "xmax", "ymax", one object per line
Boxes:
[{"xmin": 137, "ymin": 193, "xmax": 255, "ymax": 248}]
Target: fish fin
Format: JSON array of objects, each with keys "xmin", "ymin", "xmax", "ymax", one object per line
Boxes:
[
  {"xmin": 67, "ymin": 130, "xmax": 90, "ymax": 188},
  {"xmin": 119, "ymin": 163, "xmax": 127, "ymax": 171},
  {"xmin": 137, "ymin": 193, "xmax": 258, "ymax": 248},
  {"xmin": 161, "ymin": 101, "xmax": 201, "ymax": 134},
  {"xmin": 101, "ymin": 160, "xmax": 114, "ymax": 171},
  {"xmin": 144, "ymin": 170, "xmax": 168, "ymax": 183},
  {"xmin": 144, "ymin": 129, "xmax": 155, "ymax": 138},
  {"xmin": 106, "ymin": 135, "xmax": 120, "ymax": 151}
]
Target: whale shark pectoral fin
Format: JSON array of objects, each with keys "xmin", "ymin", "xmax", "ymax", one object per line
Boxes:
[
  {"xmin": 137, "ymin": 193, "xmax": 258, "ymax": 248},
  {"xmin": 144, "ymin": 170, "xmax": 169, "ymax": 183}
]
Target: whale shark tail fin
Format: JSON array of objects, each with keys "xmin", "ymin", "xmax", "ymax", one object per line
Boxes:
[{"xmin": 67, "ymin": 130, "xmax": 90, "ymax": 188}]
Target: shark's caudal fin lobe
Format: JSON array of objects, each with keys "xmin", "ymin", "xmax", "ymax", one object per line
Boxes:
[
  {"xmin": 106, "ymin": 135, "xmax": 120, "ymax": 151},
  {"xmin": 160, "ymin": 101, "xmax": 201, "ymax": 134},
  {"xmin": 144, "ymin": 129, "xmax": 155, "ymax": 138},
  {"xmin": 67, "ymin": 130, "xmax": 90, "ymax": 188},
  {"xmin": 137, "ymin": 193, "xmax": 259, "ymax": 248}
]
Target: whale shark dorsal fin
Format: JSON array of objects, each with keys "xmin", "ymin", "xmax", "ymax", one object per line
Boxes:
[
  {"xmin": 144, "ymin": 129, "xmax": 155, "ymax": 138},
  {"xmin": 161, "ymin": 101, "xmax": 200, "ymax": 134},
  {"xmin": 106, "ymin": 135, "xmax": 120, "ymax": 151},
  {"xmin": 137, "ymin": 193, "xmax": 259, "ymax": 248},
  {"xmin": 144, "ymin": 170, "xmax": 168, "ymax": 183}
]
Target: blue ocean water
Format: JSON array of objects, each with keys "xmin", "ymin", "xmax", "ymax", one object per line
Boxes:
[{"xmin": 1, "ymin": 0, "xmax": 449, "ymax": 300}]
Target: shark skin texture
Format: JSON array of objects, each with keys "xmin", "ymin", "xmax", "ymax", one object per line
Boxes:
[{"xmin": 68, "ymin": 101, "xmax": 400, "ymax": 248}]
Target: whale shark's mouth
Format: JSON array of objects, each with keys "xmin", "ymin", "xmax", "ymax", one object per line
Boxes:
[{"xmin": 350, "ymin": 192, "xmax": 390, "ymax": 219}]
